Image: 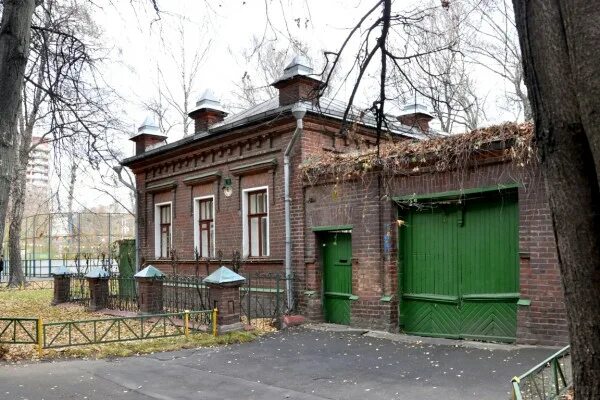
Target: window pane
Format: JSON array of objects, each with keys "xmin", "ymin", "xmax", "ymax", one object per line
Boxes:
[
  {"xmin": 161, "ymin": 205, "xmax": 171, "ymax": 224},
  {"xmin": 250, "ymin": 217, "xmax": 259, "ymax": 256},
  {"xmin": 249, "ymin": 193, "xmax": 257, "ymax": 214},
  {"xmin": 206, "ymin": 200, "xmax": 213, "ymax": 219},
  {"xmin": 258, "ymin": 193, "xmax": 265, "ymax": 213},
  {"xmin": 201, "ymin": 228, "xmax": 209, "ymax": 257},
  {"xmin": 161, "ymin": 230, "xmax": 169, "ymax": 257},
  {"xmin": 261, "ymin": 216, "xmax": 268, "ymax": 256}
]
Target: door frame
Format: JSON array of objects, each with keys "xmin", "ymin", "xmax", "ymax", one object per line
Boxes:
[{"xmin": 313, "ymin": 226, "xmax": 353, "ymax": 324}]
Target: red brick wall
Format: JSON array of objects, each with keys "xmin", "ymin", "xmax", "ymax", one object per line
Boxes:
[
  {"xmin": 131, "ymin": 115, "xmax": 380, "ymax": 280},
  {"xmin": 301, "ymin": 161, "xmax": 569, "ymax": 345}
]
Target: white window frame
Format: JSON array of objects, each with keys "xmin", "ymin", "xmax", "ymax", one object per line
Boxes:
[
  {"xmin": 242, "ymin": 186, "xmax": 269, "ymax": 257},
  {"xmin": 193, "ymin": 195, "xmax": 216, "ymax": 258},
  {"xmin": 154, "ymin": 201, "xmax": 172, "ymax": 259}
]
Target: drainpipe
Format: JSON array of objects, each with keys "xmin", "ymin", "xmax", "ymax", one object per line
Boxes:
[{"xmin": 284, "ymin": 103, "xmax": 307, "ymax": 312}]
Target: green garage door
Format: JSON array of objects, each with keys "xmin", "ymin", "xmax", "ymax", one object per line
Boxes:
[{"xmin": 399, "ymin": 191, "xmax": 519, "ymax": 342}]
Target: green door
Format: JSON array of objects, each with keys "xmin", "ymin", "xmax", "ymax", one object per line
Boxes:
[
  {"xmin": 322, "ymin": 232, "xmax": 352, "ymax": 325},
  {"xmin": 399, "ymin": 192, "xmax": 519, "ymax": 342}
]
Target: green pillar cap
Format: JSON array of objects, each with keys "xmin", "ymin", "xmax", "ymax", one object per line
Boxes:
[
  {"xmin": 52, "ymin": 266, "xmax": 72, "ymax": 276},
  {"xmin": 85, "ymin": 268, "xmax": 110, "ymax": 278},
  {"xmin": 134, "ymin": 265, "xmax": 165, "ymax": 278},
  {"xmin": 203, "ymin": 266, "xmax": 246, "ymax": 285}
]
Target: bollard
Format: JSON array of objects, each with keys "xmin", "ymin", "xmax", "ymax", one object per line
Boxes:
[
  {"xmin": 184, "ymin": 310, "xmax": 190, "ymax": 337},
  {"xmin": 37, "ymin": 318, "xmax": 43, "ymax": 358},
  {"xmin": 212, "ymin": 308, "xmax": 218, "ymax": 337}
]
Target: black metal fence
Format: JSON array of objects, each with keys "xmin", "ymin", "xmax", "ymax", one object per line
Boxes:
[
  {"xmin": 68, "ymin": 274, "xmax": 138, "ymax": 311},
  {"xmin": 63, "ymin": 272, "xmax": 293, "ymax": 329},
  {"xmin": 163, "ymin": 275, "xmax": 210, "ymax": 312},
  {"xmin": 240, "ymin": 272, "xmax": 292, "ymax": 328}
]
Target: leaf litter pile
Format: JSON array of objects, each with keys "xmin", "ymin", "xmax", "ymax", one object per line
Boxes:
[
  {"xmin": 301, "ymin": 122, "xmax": 535, "ymax": 184},
  {"xmin": 0, "ymin": 289, "xmax": 257, "ymax": 362}
]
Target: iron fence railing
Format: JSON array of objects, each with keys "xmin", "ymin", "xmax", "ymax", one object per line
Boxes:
[
  {"xmin": 107, "ymin": 276, "xmax": 138, "ymax": 312},
  {"xmin": 43, "ymin": 311, "xmax": 213, "ymax": 349},
  {"xmin": 240, "ymin": 272, "xmax": 291, "ymax": 328},
  {"xmin": 0, "ymin": 279, "xmax": 53, "ymax": 291},
  {"xmin": 68, "ymin": 275, "xmax": 91, "ymax": 307},
  {"xmin": 0, "ymin": 310, "xmax": 217, "ymax": 357},
  {"xmin": 0, "ymin": 318, "xmax": 39, "ymax": 344},
  {"xmin": 511, "ymin": 345, "xmax": 572, "ymax": 400},
  {"xmin": 163, "ymin": 275, "xmax": 211, "ymax": 317}
]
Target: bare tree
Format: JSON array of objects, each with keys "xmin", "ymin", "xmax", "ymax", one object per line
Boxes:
[
  {"xmin": 385, "ymin": 0, "xmax": 487, "ymax": 133},
  {"xmin": 231, "ymin": 35, "xmax": 309, "ymax": 110},
  {"xmin": 466, "ymin": 0, "xmax": 531, "ymax": 121},
  {"xmin": 143, "ymin": 16, "xmax": 210, "ymax": 136},
  {"xmin": 4, "ymin": 0, "xmax": 124, "ymax": 286}
]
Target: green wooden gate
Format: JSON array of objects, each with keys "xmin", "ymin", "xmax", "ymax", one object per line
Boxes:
[
  {"xmin": 399, "ymin": 191, "xmax": 519, "ymax": 342},
  {"xmin": 116, "ymin": 239, "xmax": 136, "ymax": 299},
  {"xmin": 322, "ymin": 232, "xmax": 353, "ymax": 325}
]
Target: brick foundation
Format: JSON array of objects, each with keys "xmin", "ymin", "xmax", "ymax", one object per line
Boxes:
[
  {"xmin": 87, "ymin": 277, "xmax": 109, "ymax": 311},
  {"xmin": 206, "ymin": 282, "xmax": 243, "ymax": 333},
  {"xmin": 52, "ymin": 275, "xmax": 71, "ymax": 305},
  {"xmin": 136, "ymin": 277, "xmax": 164, "ymax": 314}
]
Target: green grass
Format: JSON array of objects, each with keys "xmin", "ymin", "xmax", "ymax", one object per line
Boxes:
[{"xmin": 0, "ymin": 288, "xmax": 260, "ymax": 361}]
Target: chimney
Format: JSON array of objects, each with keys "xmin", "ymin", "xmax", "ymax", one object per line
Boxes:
[
  {"xmin": 272, "ymin": 55, "xmax": 322, "ymax": 107},
  {"xmin": 188, "ymin": 89, "xmax": 228, "ymax": 134},
  {"xmin": 398, "ymin": 102, "xmax": 434, "ymax": 133},
  {"xmin": 130, "ymin": 116, "xmax": 167, "ymax": 155}
]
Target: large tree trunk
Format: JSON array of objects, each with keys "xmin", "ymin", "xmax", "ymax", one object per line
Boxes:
[
  {"xmin": 0, "ymin": 0, "xmax": 37, "ymax": 255},
  {"xmin": 512, "ymin": 0, "xmax": 600, "ymax": 398},
  {"xmin": 7, "ymin": 135, "xmax": 29, "ymax": 286}
]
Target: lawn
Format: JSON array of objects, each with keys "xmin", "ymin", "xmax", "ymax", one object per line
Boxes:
[{"xmin": 0, "ymin": 289, "xmax": 258, "ymax": 362}]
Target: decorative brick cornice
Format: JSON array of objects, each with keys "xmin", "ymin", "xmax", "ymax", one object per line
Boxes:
[
  {"xmin": 146, "ymin": 180, "xmax": 177, "ymax": 193},
  {"xmin": 183, "ymin": 170, "xmax": 222, "ymax": 186},
  {"xmin": 230, "ymin": 158, "xmax": 278, "ymax": 176}
]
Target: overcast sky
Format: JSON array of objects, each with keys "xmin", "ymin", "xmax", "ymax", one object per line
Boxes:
[{"xmin": 58, "ymin": 0, "xmax": 521, "ymax": 211}]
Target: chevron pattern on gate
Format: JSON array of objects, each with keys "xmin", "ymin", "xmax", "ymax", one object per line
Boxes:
[
  {"xmin": 460, "ymin": 302, "xmax": 517, "ymax": 342},
  {"xmin": 401, "ymin": 300, "xmax": 460, "ymax": 338}
]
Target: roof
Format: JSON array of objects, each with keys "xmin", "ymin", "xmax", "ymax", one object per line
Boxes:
[
  {"xmin": 122, "ymin": 95, "xmax": 434, "ymax": 167},
  {"xmin": 85, "ymin": 268, "xmax": 110, "ymax": 279},
  {"xmin": 273, "ymin": 54, "xmax": 313, "ymax": 84},
  {"xmin": 134, "ymin": 265, "xmax": 165, "ymax": 278},
  {"xmin": 300, "ymin": 122, "xmax": 536, "ymax": 181},
  {"xmin": 190, "ymin": 89, "xmax": 227, "ymax": 114},
  {"xmin": 131, "ymin": 115, "xmax": 166, "ymax": 139},
  {"xmin": 203, "ymin": 266, "xmax": 246, "ymax": 285}
]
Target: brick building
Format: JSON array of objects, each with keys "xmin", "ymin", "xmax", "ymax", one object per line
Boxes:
[{"xmin": 122, "ymin": 56, "xmax": 568, "ymax": 345}]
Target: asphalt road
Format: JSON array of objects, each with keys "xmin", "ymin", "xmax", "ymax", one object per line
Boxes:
[{"xmin": 0, "ymin": 326, "xmax": 555, "ymax": 400}]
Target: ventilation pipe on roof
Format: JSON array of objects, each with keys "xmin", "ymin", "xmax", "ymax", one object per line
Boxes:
[{"xmin": 284, "ymin": 103, "xmax": 307, "ymax": 312}]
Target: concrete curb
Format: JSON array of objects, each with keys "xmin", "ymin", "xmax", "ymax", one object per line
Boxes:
[{"xmin": 303, "ymin": 323, "xmax": 562, "ymax": 351}]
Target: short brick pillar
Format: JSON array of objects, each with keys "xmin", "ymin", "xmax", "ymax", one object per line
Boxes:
[
  {"xmin": 51, "ymin": 266, "xmax": 72, "ymax": 305},
  {"xmin": 203, "ymin": 266, "xmax": 246, "ymax": 334},
  {"xmin": 134, "ymin": 265, "xmax": 164, "ymax": 314},
  {"xmin": 85, "ymin": 268, "xmax": 110, "ymax": 311}
]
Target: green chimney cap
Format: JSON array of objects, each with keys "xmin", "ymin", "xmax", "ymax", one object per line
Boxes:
[
  {"xmin": 203, "ymin": 266, "xmax": 246, "ymax": 285},
  {"xmin": 85, "ymin": 268, "xmax": 110, "ymax": 279},
  {"xmin": 134, "ymin": 265, "xmax": 165, "ymax": 278},
  {"xmin": 52, "ymin": 266, "xmax": 72, "ymax": 276}
]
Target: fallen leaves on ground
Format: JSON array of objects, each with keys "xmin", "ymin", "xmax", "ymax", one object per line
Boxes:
[{"xmin": 0, "ymin": 289, "xmax": 259, "ymax": 362}]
